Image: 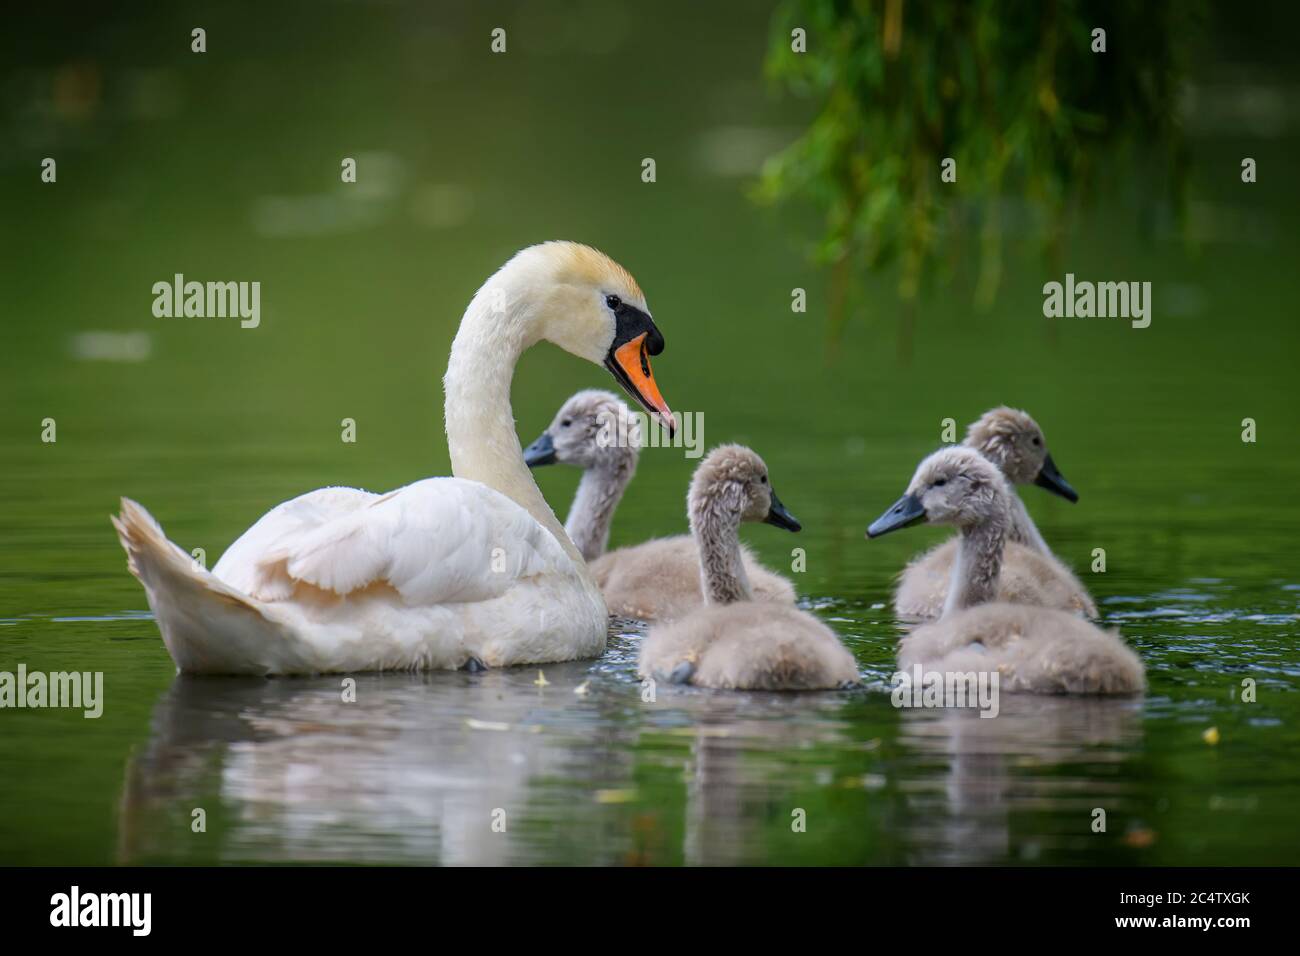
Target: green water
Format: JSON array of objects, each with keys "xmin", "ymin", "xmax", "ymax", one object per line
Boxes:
[{"xmin": 2, "ymin": 2, "xmax": 1298, "ymax": 865}]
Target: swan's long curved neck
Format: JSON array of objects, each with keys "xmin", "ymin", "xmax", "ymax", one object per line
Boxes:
[
  {"xmin": 943, "ymin": 501, "xmax": 1009, "ymax": 617},
  {"xmin": 566, "ymin": 455, "xmax": 636, "ymax": 562},
  {"xmin": 692, "ymin": 505, "xmax": 751, "ymax": 606},
  {"xmin": 443, "ymin": 288, "xmax": 588, "ymax": 571}
]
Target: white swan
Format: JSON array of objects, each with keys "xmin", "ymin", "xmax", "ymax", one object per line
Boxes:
[
  {"xmin": 522, "ymin": 390, "xmax": 796, "ymax": 620},
  {"xmin": 112, "ymin": 242, "xmax": 676, "ymax": 675},
  {"xmin": 868, "ymin": 447, "xmax": 1143, "ymax": 695}
]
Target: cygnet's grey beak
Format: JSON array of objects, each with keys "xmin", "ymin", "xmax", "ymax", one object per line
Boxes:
[
  {"xmin": 867, "ymin": 493, "xmax": 926, "ymax": 539},
  {"xmin": 1034, "ymin": 453, "xmax": 1079, "ymax": 503},
  {"xmin": 523, "ymin": 432, "xmax": 557, "ymax": 468},
  {"xmin": 763, "ymin": 488, "xmax": 802, "ymax": 532}
]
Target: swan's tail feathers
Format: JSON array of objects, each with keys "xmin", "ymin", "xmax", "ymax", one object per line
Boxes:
[{"xmin": 112, "ymin": 498, "xmax": 295, "ymax": 675}]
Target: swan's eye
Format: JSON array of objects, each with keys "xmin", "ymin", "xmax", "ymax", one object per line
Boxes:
[
  {"xmin": 605, "ymin": 294, "xmax": 622, "ymax": 310},
  {"xmin": 561, "ymin": 419, "xmax": 572, "ymax": 428},
  {"xmin": 934, "ymin": 479, "xmax": 947, "ymax": 487},
  {"xmin": 760, "ymin": 475, "xmax": 767, "ymax": 484},
  {"xmin": 1032, "ymin": 437, "xmax": 1041, "ymax": 446}
]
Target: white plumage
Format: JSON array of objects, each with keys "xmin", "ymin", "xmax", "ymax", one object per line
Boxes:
[
  {"xmin": 217, "ymin": 481, "xmax": 561, "ymax": 605},
  {"xmin": 114, "ymin": 483, "xmax": 594, "ymax": 674}
]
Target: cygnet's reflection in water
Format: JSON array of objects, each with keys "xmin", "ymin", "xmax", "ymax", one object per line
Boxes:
[
  {"xmin": 666, "ymin": 689, "xmax": 861, "ymax": 866},
  {"xmin": 895, "ymin": 693, "xmax": 1144, "ymax": 865}
]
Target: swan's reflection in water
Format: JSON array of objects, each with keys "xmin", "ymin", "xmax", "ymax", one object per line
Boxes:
[
  {"xmin": 116, "ymin": 642, "xmax": 865, "ymax": 865},
  {"xmin": 119, "ymin": 661, "xmax": 637, "ymax": 864},
  {"xmin": 895, "ymin": 694, "xmax": 1144, "ymax": 865},
  {"xmin": 116, "ymin": 633, "xmax": 1143, "ymax": 865}
]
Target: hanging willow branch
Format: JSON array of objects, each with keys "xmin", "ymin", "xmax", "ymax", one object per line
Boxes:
[{"xmin": 756, "ymin": 0, "xmax": 1198, "ymax": 343}]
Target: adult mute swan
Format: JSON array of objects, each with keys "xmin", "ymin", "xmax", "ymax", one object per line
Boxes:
[
  {"xmin": 868, "ymin": 447, "xmax": 1143, "ymax": 695},
  {"xmin": 894, "ymin": 407, "xmax": 1096, "ymax": 620},
  {"xmin": 638, "ymin": 446, "xmax": 858, "ymax": 690},
  {"xmin": 113, "ymin": 242, "xmax": 675, "ymax": 675},
  {"xmin": 522, "ymin": 390, "xmax": 795, "ymax": 620}
]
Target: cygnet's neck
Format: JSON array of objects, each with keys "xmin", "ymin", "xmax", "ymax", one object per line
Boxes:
[
  {"xmin": 566, "ymin": 452, "xmax": 637, "ymax": 562},
  {"xmin": 443, "ymin": 284, "xmax": 588, "ymax": 571},
  {"xmin": 943, "ymin": 491, "xmax": 1010, "ymax": 617},
  {"xmin": 973, "ymin": 446, "xmax": 1053, "ymax": 556},
  {"xmin": 691, "ymin": 495, "xmax": 751, "ymax": 605},
  {"xmin": 1006, "ymin": 487, "xmax": 1051, "ymax": 555}
]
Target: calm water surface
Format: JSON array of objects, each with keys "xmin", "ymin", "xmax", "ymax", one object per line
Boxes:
[{"xmin": 2, "ymin": 421, "xmax": 1297, "ymax": 865}]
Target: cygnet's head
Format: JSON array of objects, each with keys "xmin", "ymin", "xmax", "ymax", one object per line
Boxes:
[
  {"xmin": 867, "ymin": 446, "xmax": 1007, "ymax": 538},
  {"xmin": 964, "ymin": 406, "xmax": 1077, "ymax": 502},
  {"xmin": 688, "ymin": 444, "xmax": 801, "ymax": 533},
  {"xmin": 523, "ymin": 390, "xmax": 641, "ymax": 471}
]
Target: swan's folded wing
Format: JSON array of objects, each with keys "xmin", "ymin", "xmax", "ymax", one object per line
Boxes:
[
  {"xmin": 213, "ymin": 486, "xmax": 380, "ymax": 599},
  {"xmin": 256, "ymin": 477, "xmax": 570, "ymax": 605}
]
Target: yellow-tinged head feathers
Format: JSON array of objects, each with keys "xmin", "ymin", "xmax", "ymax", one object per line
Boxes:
[
  {"xmin": 540, "ymin": 241, "xmax": 645, "ymax": 307},
  {"xmin": 488, "ymin": 241, "xmax": 645, "ymax": 310}
]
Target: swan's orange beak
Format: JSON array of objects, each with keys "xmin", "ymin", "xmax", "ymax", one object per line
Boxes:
[{"xmin": 606, "ymin": 333, "xmax": 675, "ymax": 435}]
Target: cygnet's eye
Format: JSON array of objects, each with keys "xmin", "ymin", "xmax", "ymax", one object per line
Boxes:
[
  {"xmin": 760, "ymin": 474, "xmax": 767, "ymax": 484},
  {"xmin": 561, "ymin": 419, "xmax": 572, "ymax": 428},
  {"xmin": 605, "ymin": 294, "xmax": 622, "ymax": 310},
  {"xmin": 934, "ymin": 478, "xmax": 948, "ymax": 487}
]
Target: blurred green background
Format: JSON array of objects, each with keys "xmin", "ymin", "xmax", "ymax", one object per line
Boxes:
[{"xmin": 0, "ymin": 1, "xmax": 1297, "ymax": 865}]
